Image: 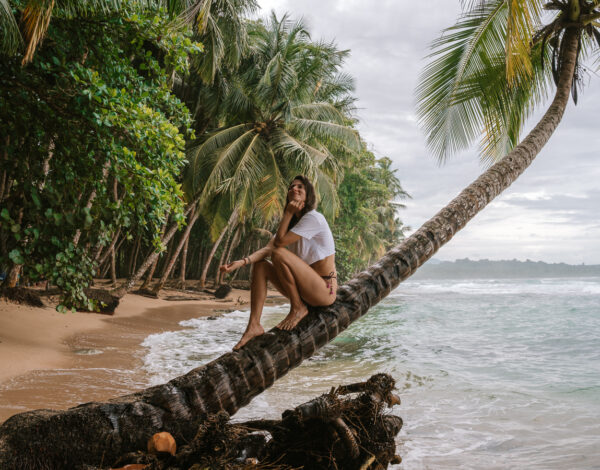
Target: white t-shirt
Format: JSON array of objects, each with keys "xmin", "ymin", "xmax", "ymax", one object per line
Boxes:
[{"xmin": 287, "ymin": 210, "xmax": 335, "ymax": 265}]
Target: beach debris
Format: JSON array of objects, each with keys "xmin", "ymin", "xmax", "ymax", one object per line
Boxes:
[
  {"xmin": 147, "ymin": 432, "xmax": 176, "ymax": 456},
  {"xmin": 99, "ymin": 373, "xmax": 402, "ymax": 469},
  {"xmin": 0, "ymin": 286, "xmax": 44, "ymax": 307},
  {"xmin": 214, "ymin": 284, "xmax": 232, "ymax": 299},
  {"xmin": 83, "ymin": 288, "xmax": 120, "ymax": 314}
]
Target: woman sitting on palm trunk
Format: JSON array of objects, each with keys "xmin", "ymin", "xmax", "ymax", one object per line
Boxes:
[{"xmin": 220, "ymin": 175, "xmax": 337, "ymax": 350}]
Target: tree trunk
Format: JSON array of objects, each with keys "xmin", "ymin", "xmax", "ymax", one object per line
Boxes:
[
  {"xmin": 140, "ymin": 222, "xmax": 167, "ymax": 290},
  {"xmin": 151, "ymin": 209, "xmax": 200, "ymax": 295},
  {"xmin": 199, "ymin": 208, "xmax": 239, "ymax": 288},
  {"xmin": 214, "ymin": 228, "xmax": 233, "ymax": 286},
  {"xmin": 110, "ymin": 246, "xmax": 117, "ymax": 287},
  {"xmin": 4, "ymin": 263, "xmax": 22, "ymax": 288},
  {"xmin": 0, "ymin": 136, "xmax": 10, "ymax": 204},
  {"xmin": 73, "ymin": 159, "xmax": 110, "ymax": 247},
  {"xmin": 217, "ymin": 225, "xmax": 240, "ymax": 285},
  {"xmin": 112, "ymin": 197, "xmax": 199, "ymax": 297},
  {"xmin": 0, "ymin": 28, "xmax": 580, "ymax": 470},
  {"xmin": 96, "ymin": 228, "xmax": 121, "ymax": 267},
  {"xmin": 178, "ymin": 235, "xmax": 190, "ymax": 289}
]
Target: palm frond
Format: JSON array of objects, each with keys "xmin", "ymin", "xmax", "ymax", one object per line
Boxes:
[
  {"xmin": 291, "ymin": 102, "xmax": 346, "ymax": 123},
  {"xmin": 218, "ymin": 133, "xmax": 265, "ymax": 197},
  {"xmin": 416, "ymin": 0, "xmax": 508, "ymax": 161},
  {"xmin": 21, "ymin": 0, "xmax": 55, "ymax": 65},
  {"xmin": 254, "ymin": 147, "xmax": 286, "ymax": 221},
  {"xmin": 453, "ymin": 40, "xmax": 552, "ymax": 162},
  {"xmin": 55, "ymin": 0, "xmax": 127, "ymax": 17},
  {"xmin": 187, "ymin": 123, "xmax": 253, "ymax": 194},
  {"xmin": 271, "ymin": 129, "xmax": 329, "ymax": 167},
  {"xmin": 505, "ymin": 0, "xmax": 544, "ymax": 84},
  {"xmin": 312, "ymin": 167, "xmax": 338, "ymax": 220},
  {"xmin": 0, "ymin": 0, "xmax": 23, "ymax": 55},
  {"xmin": 290, "ymin": 118, "xmax": 360, "ymax": 151}
]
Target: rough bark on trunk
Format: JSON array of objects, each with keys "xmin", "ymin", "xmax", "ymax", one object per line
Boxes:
[
  {"xmin": 199, "ymin": 208, "xmax": 239, "ymax": 288},
  {"xmin": 177, "ymin": 235, "xmax": 190, "ymax": 289},
  {"xmin": 4, "ymin": 263, "xmax": 22, "ymax": 288},
  {"xmin": 0, "ymin": 28, "xmax": 580, "ymax": 470},
  {"xmin": 151, "ymin": 209, "xmax": 200, "ymax": 295},
  {"xmin": 214, "ymin": 228, "xmax": 233, "ymax": 286},
  {"xmin": 96, "ymin": 228, "xmax": 121, "ymax": 267},
  {"xmin": 112, "ymin": 197, "xmax": 199, "ymax": 297},
  {"xmin": 218, "ymin": 226, "xmax": 240, "ymax": 285},
  {"xmin": 110, "ymin": 246, "xmax": 117, "ymax": 287},
  {"xmin": 140, "ymin": 222, "xmax": 167, "ymax": 290}
]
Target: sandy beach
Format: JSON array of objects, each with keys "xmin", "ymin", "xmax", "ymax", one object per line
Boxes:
[{"xmin": 0, "ymin": 284, "xmax": 284, "ymax": 423}]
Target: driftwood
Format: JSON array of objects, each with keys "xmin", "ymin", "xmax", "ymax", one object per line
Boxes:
[
  {"xmin": 0, "ymin": 286, "xmax": 119, "ymax": 313},
  {"xmin": 0, "ymin": 287, "xmax": 44, "ymax": 307},
  {"xmin": 88, "ymin": 374, "xmax": 402, "ymax": 470}
]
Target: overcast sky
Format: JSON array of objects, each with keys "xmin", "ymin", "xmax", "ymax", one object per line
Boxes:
[{"xmin": 256, "ymin": 0, "xmax": 600, "ymax": 264}]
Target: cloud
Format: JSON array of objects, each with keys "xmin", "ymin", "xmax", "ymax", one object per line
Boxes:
[{"xmin": 256, "ymin": 0, "xmax": 600, "ymax": 263}]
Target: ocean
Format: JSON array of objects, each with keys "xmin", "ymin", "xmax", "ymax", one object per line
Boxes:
[{"xmin": 142, "ymin": 278, "xmax": 600, "ymax": 469}]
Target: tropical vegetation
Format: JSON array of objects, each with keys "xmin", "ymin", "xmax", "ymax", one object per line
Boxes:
[
  {"xmin": 2, "ymin": 1, "xmax": 600, "ymax": 467},
  {"xmin": 0, "ymin": 0, "xmax": 408, "ymax": 309}
]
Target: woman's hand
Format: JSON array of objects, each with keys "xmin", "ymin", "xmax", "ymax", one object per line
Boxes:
[
  {"xmin": 219, "ymin": 259, "xmax": 245, "ymax": 274},
  {"xmin": 285, "ymin": 199, "xmax": 304, "ymax": 215}
]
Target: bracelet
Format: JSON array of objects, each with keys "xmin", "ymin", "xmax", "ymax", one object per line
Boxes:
[{"xmin": 245, "ymin": 257, "xmax": 251, "ymax": 265}]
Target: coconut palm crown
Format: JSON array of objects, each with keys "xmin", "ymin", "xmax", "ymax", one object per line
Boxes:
[
  {"xmin": 416, "ymin": 0, "xmax": 600, "ymax": 164},
  {"xmin": 186, "ymin": 12, "xmax": 360, "ymax": 227}
]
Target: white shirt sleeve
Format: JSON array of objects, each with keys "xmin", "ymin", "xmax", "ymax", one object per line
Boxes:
[{"xmin": 290, "ymin": 212, "xmax": 321, "ymax": 239}]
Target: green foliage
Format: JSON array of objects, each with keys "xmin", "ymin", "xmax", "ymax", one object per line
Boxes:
[
  {"xmin": 333, "ymin": 151, "xmax": 409, "ymax": 283},
  {"xmin": 1, "ymin": 5, "xmax": 410, "ymax": 301},
  {"xmin": 415, "ymin": 0, "xmax": 551, "ymax": 163},
  {"xmin": 185, "ymin": 12, "xmax": 359, "ymax": 239},
  {"xmin": 0, "ymin": 7, "xmax": 199, "ymax": 308}
]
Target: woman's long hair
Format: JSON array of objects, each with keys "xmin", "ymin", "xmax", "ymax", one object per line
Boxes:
[{"xmin": 286, "ymin": 175, "xmax": 316, "ymax": 230}]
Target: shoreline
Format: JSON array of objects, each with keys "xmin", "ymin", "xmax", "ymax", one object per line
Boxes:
[{"xmin": 0, "ymin": 284, "xmax": 285, "ymax": 423}]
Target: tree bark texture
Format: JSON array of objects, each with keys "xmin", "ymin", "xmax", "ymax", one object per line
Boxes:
[
  {"xmin": 96, "ymin": 228, "xmax": 121, "ymax": 267},
  {"xmin": 113, "ymin": 198, "xmax": 199, "ymax": 297},
  {"xmin": 178, "ymin": 235, "xmax": 190, "ymax": 289},
  {"xmin": 199, "ymin": 208, "xmax": 239, "ymax": 288},
  {"xmin": 218, "ymin": 226, "xmax": 240, "ymax": 285},
  {"xmin": 141, "ymin": 222, "xmax": 167, "ymax": 290},
  {"xmin": 152, "ymin": 210, "xmax": 200, "ymax": 294},
  {"xmin": 0, "ymin": 28, "xmax": 580, "ymax": 470}
]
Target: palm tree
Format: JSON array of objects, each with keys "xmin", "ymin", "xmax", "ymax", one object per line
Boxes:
[
  {"xmin": 186, "ymin": 12, "xmax": 360, "ymax": 223},
  {"xmin": 0, "ymin": 0, "xmax": 256, "ymax": 65},
  {"xmin": 107, "ymin": 0, "xmax": 258, "ymax": 296},
  {"xmin": 2, "ymin": 1, "xmax": 598, "ymax": 468},
  {"xmin": 170, "ymin": 11, "xmax": 361, "ymax": 291}
]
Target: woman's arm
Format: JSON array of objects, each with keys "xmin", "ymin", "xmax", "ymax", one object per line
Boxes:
[
  {"xmin": 219, "ymin": 238, "xmax": 275, "ymax": 274},
  {"xmin": 274, "ymin": 202, "xmax": 302, "ymax": 248}
]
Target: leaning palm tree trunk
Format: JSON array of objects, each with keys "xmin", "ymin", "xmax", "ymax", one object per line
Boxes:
[{"xmin": 0, "ymin": 29, "xmax": 580, "ymax": 470}]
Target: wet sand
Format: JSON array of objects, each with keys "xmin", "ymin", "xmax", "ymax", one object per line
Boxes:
[{"xmin": 0, "ymin": 286, "xmax": 283, "ymax": 423}]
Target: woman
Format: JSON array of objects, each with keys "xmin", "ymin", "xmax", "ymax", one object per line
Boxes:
[{"xmin": 220, "ymin": 175, "xmax": 337, "ymax": 350}]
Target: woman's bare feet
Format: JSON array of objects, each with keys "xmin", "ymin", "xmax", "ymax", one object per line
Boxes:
[
  {"xmin": 233, "ymin": 324, "xmax": 265, "ymax": 350},
  {"xmin": 277, "ymin": 304, "xmax": 309, "ymax": 330}
]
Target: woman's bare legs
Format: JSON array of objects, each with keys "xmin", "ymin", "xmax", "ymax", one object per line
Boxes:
[
  {"xmin": 234, "ymin": 260, "xmax": 287, "ymax": 350},
  {"xmin": 271, "ymin": 247, "xmax": 335, "ymax": 330}
]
